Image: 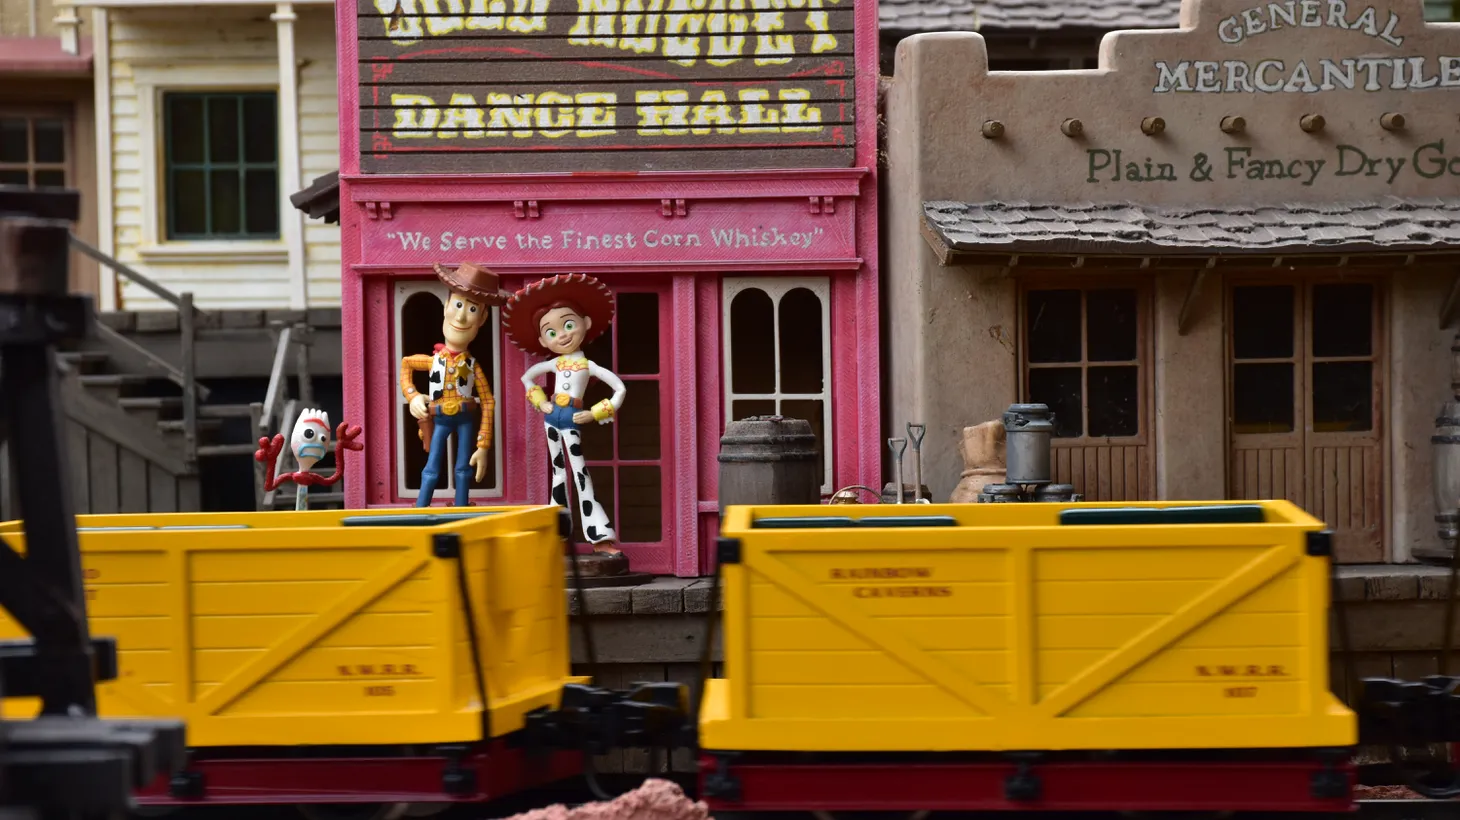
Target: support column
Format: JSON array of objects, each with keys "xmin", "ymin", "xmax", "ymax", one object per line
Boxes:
[
  {"xmin": 272, "ymin": 1, "xmax": 309, "ymax": 310},
  {"xmin": 51, "ymin": 0, "xmax": 79, "ymax": 45}
]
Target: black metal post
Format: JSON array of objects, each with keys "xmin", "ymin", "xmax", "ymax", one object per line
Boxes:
[{"xmin": 0, "ymin": 185, "xmax": 186, "ymax": 816}]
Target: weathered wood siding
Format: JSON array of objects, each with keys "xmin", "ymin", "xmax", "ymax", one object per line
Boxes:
[
  {"xmin": 0, "ymin": 375, "xmax": 200, "ymax": 519},
  {"xmin": 107, "ymin": 6, "xmax": 340, "ymax": 310},
  {"xmin": 356, "ymin": 0, "xmax": 858, "ymax": 173}
]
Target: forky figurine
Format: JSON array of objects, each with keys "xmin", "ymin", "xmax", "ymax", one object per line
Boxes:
[{"xmin": 255, "ymin": 409, "xmax": 363, "ymax": 511}]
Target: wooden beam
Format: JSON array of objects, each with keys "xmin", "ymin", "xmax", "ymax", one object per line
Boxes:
[
  {"xmin": 1440, "ymin": 268, "xmax": 1460, "ymax": 330},
  {"xmin": 1177, "ymin": 270, "xmax": 1208, "ymax": 336},
  {"xmin": 919, "ymin": 218, "xmax": 956, "ymax": 266}
]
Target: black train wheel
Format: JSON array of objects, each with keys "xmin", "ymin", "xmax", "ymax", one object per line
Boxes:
[{"xmin": 297, "ymin": 803, "xmax": 411, "ymax": 820}]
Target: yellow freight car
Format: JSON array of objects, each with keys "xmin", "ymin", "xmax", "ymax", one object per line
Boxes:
[
  {"xmin": 0, "ymin": 506, "xmax": 581, "ymax": 748},
  {"xmin": 700, "ymin": 500, "xmax": 1357, "ymax": 754}
]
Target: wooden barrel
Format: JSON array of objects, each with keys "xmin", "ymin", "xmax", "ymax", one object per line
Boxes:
[{"xmin": 718, "ymin": 416, "xmax": 820, "ymax": 511}]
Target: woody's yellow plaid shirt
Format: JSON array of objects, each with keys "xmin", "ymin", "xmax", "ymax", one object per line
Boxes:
[{"xmin": 400, "ymin": 347, "xmax": 494, "ymax": 450}]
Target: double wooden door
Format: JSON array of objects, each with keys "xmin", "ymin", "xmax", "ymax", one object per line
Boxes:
[{"xmin": 1226, "ymin": 278, "xmax": 1384, "ymax": 562}]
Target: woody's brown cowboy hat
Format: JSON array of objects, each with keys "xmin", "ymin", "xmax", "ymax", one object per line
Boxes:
[
  {"xmin": 434, "ymin": 262, "xmax": 511, "ymax": 307},
  {"xmin": 502, "ymin": 274, "xmax": 615, "ymax": 358}
]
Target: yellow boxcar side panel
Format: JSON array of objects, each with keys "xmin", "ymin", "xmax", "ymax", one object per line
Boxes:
[
  {"xmin": 0, "ymin": 506, "xmax": 574, "ymax": 748},
  {"xmin": 701, "ymin": 500, "xmax": 1358, "ymax": 753}
]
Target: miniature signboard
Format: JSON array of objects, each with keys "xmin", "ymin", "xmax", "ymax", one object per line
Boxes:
[
  {"xmin": 359, "ymin": 198, "xmax": 858, "ymax": 266},
  {"xmin": 356, "ymin": 0, "xmax": 858, "ymax": 173},
  {"xmin": 898, "ymin": 0, "xmax": 1460, "ymax": 205}
]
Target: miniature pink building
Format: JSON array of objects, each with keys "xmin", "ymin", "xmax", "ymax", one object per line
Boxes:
[{"xmin": 335, "ymin": 0, "xmax": 882, "ymax": 575}]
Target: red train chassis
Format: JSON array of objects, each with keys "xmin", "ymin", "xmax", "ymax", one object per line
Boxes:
[
  {"xmin": 133, "ymin": 741, "xmax": 583, "ymax": 805},
  {"xmin": 697, "ymin": 751, "xmax": 1357, "ymax": 814}
]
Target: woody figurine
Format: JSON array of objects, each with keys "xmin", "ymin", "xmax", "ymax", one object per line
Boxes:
[
  {"xmin": 503, "ymin": 274, "xmax": 626, "ymax": 554},
  {"xmin": 400, "ymin": 262, "xmax": 510, "ymax": 507}
]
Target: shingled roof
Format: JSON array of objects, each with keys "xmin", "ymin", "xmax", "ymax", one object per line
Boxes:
[
  {"xmin": 880, "ymin": 0, "xmax": 1182, "ymax": 34},
  {"xmin": 922, "ymin": 198, "xmax": 1460, "ymax": 259}
]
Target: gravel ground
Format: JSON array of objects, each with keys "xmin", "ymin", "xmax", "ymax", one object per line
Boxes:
[{"xmin": 1355, "ymin": 785, "xmax": 1428, "ymax": 799}]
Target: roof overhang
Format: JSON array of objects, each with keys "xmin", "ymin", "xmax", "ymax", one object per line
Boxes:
[
  {"xmin": 0, "ymin": 37, "xmax": 92, "ymax": 76},
  {"xmin": 921, "ymin": 198, "xmax": 1460, "ymax": 269},
  {"xmin": 290, "ymin": 170, "xmax": 340, "ymax": 225}
]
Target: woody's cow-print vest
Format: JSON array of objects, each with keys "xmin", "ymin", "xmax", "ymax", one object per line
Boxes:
[{"xmin": 429, "ymin": 351, "xmax": 476, "ymax": 402}]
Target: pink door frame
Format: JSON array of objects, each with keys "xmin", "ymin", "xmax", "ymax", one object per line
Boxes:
[{"xmin": 333, "ymin": 0, "xmax": 883, "ymax": 577}]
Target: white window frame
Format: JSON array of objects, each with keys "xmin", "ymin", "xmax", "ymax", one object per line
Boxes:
[
  {"xmin": 722, "ymin": 276, "xmax": 834, "ymax": 494},
  {"xmin": 393, "ymin": 280, "xmax": 504, "ymax": 501},
  {"xmin": 132, "ymin": 62, "xmax": 287, "ymax": 264}
]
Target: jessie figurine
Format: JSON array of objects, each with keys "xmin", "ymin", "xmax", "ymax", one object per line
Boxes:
[
  {"xmin": 399, "ymin": 262, "xmax": 511, "ymax": 507},
  {"xmin": 255, "ymin": 408, "xmax": 363, "ymax": 510},
  {"xmin": 503, "ymin": 274, "xmax": 626, "ymax": 554}
]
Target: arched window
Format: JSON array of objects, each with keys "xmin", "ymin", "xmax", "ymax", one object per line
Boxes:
[
  {"xmin": 393, "ymin": 279, "xmax": 503, "ymax": 501},
  {"xmin": 722, "ymin": 277, "xmax": 832, "ymax": 493}
]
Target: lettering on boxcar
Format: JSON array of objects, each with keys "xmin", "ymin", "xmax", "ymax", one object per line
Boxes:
[
  {"xmin": 83, "ymin": 568, "xmax": 100, "ymax": 579},
  {"xmin": 1224, "ymin": 686, "xmax": 1259, "ymax": 698},
  {"xmin": 85, "ymin": 588, "xmax": 96, "ymax": 602},
  {"xmin": 1195, "ymin": 664, "xmax": 1288, "ymax": 677},
  {"xmin": 356, "ymin": 0, "xmax": 860, "ymax": 171},
  {"xmin": 337, "ymin": 663, "xmax": 421, "ymax": 676},
  {"xmin": 830, "ymin": 567, "xmax": 933, "ymax": 579},
  {"xmin": 852, "ymin": 586, "xmax": 952, "ymax": 598},
  {"xmin": 365, "ymin": 685, "xmax": 397, "ymax": 696}
]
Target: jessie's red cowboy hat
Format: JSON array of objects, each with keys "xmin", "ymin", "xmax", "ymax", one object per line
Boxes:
[
  {"xmin": 434, "ymin": 262, "xmax": 511, "ymax": 307},
  {"xmin": 502, "ymin": 274, "xmax": 615, "ymax": 358}
]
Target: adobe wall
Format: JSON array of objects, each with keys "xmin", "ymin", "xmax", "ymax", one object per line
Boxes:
[{"xmin": 892, "ymin": 0, "xmax": 1460, "ymax": 208}]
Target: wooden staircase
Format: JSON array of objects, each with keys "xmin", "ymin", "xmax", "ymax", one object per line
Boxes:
[{"xmin": 0, "ymin": 235, "xmax": 340, "ymax": 519}]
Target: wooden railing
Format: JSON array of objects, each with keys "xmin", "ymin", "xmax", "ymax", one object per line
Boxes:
[
  {"xmin": 68, "ymin": 234, "xmax": 210, "ymax": 469},
  {"xmin": 251, "ymin": 321, "xmax": 320, "ymax": 510}
]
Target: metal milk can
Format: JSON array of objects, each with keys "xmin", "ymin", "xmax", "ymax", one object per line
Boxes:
[{"xmin": 1002, "ymin": 403, "xmax": 1054, "ymax": 485}]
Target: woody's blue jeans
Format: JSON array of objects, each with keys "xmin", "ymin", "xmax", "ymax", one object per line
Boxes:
[{"xmin": 416, "ymin": 407, "xmax": 476, "ymax": 507}]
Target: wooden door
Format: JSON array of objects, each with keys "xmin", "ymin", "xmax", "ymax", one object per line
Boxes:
[
  {"xmin": 576, "ymin": 286, "xmax": 674, "ymax": 570},
  {"xmin": 1020, "ymin": 280, "xmax": 1154, "ymax": 501},
  {"xmin": 1226, "ymin": 279, "xmax": 1384, "ymax": 562}
]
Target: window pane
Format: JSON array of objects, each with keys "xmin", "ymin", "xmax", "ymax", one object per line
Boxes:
[
  {"xmin": 208, "ymin": 96, "xmax": 240, "ymax": 164},
  {"xmin": 1312, "ymin": 283, "xmax": 1373, "ymax": 359},
  {"xmin": 33, "ymin": 119, "xmax": 64, "ymax": 164},
  {"xmin": 729, "ymin": 288, "xmax": 774, "ymax": 393},
  {"xmin": 1312, "ymin": 361, "xmax": 1372, "ymax": 432},
  {"xmin": 170, "ymin": 169, "xmax": 207, "ymax": 236},
  {"xmin": 244, "ymin": 169, "xmax": 279, "ymax": 235},
  {"xmin": 573, "ymin": 325, "xmax": 616, "ymax": 461},
  {"xmin": 1086, "ymin": 289, "xmax": 1138, "ymax": 362},
  {"xmin": 570, "ymin": 465, "xmax": 616, "ymax": 544},
  {"xmin": 1026, "ymin": 289, "xmax": 1081, "ymax": 363},
  {"xmin": 166, "ymin": 96, "xmax": 205, "ymax": 164},
  {"xmin": 782, "ymin": 398, "xmax": 825, "ymax": 489},
  {"xmin": 1232, "ymin": 286, "xmax": 1294, "ymax": 360},
  {"xmin": 616, "ymin": 292, "xmax": 660, "ymax": 375},
  {"xmin": 732, "ymin": 399, "xmax": 776, "ymax": 421},
  {"xmin": 1087, "ymin": 365, "xmax": 1139, "ymax": 438},
  {"xmin": 243, "ymin": 95, "xmax": 278, "ymax": 163},
  {"xmin": 1232, "ymin": 362, "xmax": 1294, "ymax": 433},
  {"xmin": 619, "ymin": 380, "xmax": 660, "ymax": 460},
  {"xmin": 1028, "ymin": 367, "xmax": 1082, "ymax": 438},
  {"xmin": 0, "ymin": 118, "xmax": 26, "ymax": 163},
  {"xmin": 779, "ymin": 287, "xmax": 824, "ymax": 394},
  {"xmin": 33, "ymin": 169, "xmax": 65, "ymax": 188},
  {"xmin": 618, "ymin": 465, "xmax": 662, "ymax": 542},
  {"xmin": 209, "ymin": 169, "xmax": 241, "ymax": 235},
  {"xmin": 0, "ymin": 170, "xmax": 26, "ymax": 185}
]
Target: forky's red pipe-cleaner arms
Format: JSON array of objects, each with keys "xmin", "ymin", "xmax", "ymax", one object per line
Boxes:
[{"xmin": 255, "ymin": 408, "xmax": 363, "ymax": 511}]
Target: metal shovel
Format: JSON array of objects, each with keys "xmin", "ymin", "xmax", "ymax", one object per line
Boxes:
[
  {"xmin": 906, "ymin": 423, "xmax": 926, "ymax": 503},
  {"xmin": 888, "ymin": 437, "xmax": 907, "ymax": 504}
]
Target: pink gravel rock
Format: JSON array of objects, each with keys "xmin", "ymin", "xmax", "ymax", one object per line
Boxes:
[{"xmin": 501, "ymin": 780, "xmax": 710, "ymax": 820}]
